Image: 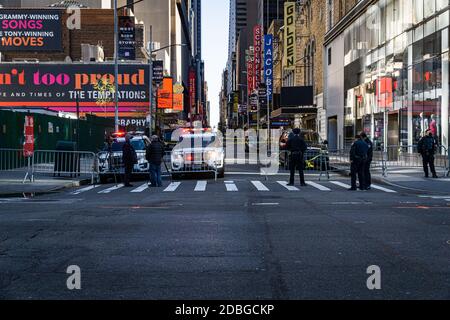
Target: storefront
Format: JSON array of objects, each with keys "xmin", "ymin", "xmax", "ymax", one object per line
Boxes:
[{"xmin": 325, "ymin": 0, "xmax": 449, "ymax": 152}]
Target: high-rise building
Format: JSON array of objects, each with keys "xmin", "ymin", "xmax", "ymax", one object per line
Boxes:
[{"xmin": 257, "ymin": 0, "xmax": 285, "ymax": 33}]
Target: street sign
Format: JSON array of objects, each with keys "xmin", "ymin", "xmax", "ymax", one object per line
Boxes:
[
  {"xmin": 152, "ymin": 60, "xmax": 164, "ymax": 85},
  {"xmin": 23, "ymin": 116, "xmax": 34, "ymax": 158}
]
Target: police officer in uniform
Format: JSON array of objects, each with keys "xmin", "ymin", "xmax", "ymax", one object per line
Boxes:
[
  {"xmin": 418, "ymin": 129, "xmax": 439, "ymax": 178},
  {"xmin": 349, "ymin": 134, "xmax": 369, "ymax": 191},
  {"xmin": 287, "ymin": 128, "xmax": 308, "ymax": 187},
  {"xmin": 360, "ymin": 132, "xmax": 373, "ymax": 190}
]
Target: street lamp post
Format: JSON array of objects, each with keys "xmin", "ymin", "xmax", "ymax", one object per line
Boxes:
[{"xmin": 114, "ymin": 0, "xmax": 119, "ymax": 132}]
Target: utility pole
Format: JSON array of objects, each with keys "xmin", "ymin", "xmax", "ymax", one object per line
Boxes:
[
  {"xmin": 148, "ymin": 25, "xmax": 153, "ymax": 136},
  {"xmin": 113, "ymin": 0, "xmax": 119, "ymax": 132}
]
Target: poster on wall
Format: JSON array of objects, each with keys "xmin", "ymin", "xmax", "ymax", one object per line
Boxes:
[
  {"xmin": 0, "ymin": 9, "xmax": 62, "ymax": 51},
  {"xmin": 0, "ymin": 63, "xmax": 149, "ymax": 118}
]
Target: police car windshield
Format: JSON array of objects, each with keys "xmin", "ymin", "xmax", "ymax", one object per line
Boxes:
[
  {"xmin": 179, "ymin": 135, "xmax": 216, "ymax": 148},
  {"xmin": 109, "ymin": 140, "xmax": 146, "ymax": 152}
]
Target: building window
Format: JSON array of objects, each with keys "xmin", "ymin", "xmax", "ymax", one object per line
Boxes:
[{"xmin": 328, "ymin": 47, "xmax": 332, "ymax": 65}]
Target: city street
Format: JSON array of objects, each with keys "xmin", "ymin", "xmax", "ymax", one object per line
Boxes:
[{"xmin": 1, "ymin": 165, "xmax": 449, "ymax": 299}]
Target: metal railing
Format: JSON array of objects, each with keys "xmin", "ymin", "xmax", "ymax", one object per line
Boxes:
[
  {"xmin": 0, "ymin": 149, "xmax": 33, "ymax": 183},
  {"xmin": 32, "ymin": 150, "xmax": 98, "ymax": 184},
  {"xmin": 325, "ymin": 145, "xmax": 450, "ymax": 178}
]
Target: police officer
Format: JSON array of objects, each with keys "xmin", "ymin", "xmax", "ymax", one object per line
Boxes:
[
  {"xmin": 360, "ymin": 132, "xmax": 373, "ymax": 190},
  {"xmin": 349, "ymin": 134, "xmax": 369, "ymax": 191},
  {"xmin": 287, "ymin": 128, "xmax": 308, "ymax": 187},
  {"xmin": 418, "ymin": 129, "xmax": 439, "ymax": 178}
]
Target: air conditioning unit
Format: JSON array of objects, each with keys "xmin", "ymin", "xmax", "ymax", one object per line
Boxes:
[{"xmin": 81, "ymin": 44, "xmax": 105, "ymax": 62}]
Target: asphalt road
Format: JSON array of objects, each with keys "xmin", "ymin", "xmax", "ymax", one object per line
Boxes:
[{"xmin": 1, "ymin": 165, "xmax": 449, "ymax": 299}]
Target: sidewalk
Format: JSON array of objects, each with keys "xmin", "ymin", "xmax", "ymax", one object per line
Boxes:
[
  {"xmin": 371, "ymin": 167, "xmax": 450, "ymax": 194},
  {"xmin": 0, "ymin": 171, "xmax": 91, "ymax": 196}
]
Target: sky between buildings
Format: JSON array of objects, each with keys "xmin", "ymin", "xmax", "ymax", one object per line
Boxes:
[{"xmin": 202, "ymin": 0, "xmax": 229, "ymax": 128}]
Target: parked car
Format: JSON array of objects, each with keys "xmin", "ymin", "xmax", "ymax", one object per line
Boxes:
[
  {"xmin": 97, "ymin": 133, "xmax": 151, "ymax": 183},
  {"xmin": 279, "ymin": 129, "xmax": 329, "ymax": 170}
]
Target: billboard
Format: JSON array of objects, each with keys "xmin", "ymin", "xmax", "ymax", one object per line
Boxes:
[
  {"xmin": 284, "ymin": 2, "xmax": 296, "ymax": 70},
  {"xmin": 157, "ymin": 77, "xmax": 173, "ymax": 109},
  {"xmin": 0, "ymin": 9, "xmax": 62, "ymax": 51},
  {"xmin": 0, "ymin": 63, "xmax": 149, "ymax": 117},
  {"xmin": 280, "ymin": 86, "xmax": 314, "ymax": 107},
  {"xmin": 118, "ymin": 16, "xmax": 136, "ymax": 60}
]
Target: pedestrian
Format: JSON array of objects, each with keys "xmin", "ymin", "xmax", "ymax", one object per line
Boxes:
[
  {"xmin": 349, "ymin": 134, "xmax": 369, "ymax": 191},
  {"xmin": 146, "ymin": 135, "xmax": 166, "ymax": 187},
  {"xmin": 286, "ymin": 128, "xmax": 308, "ymax": 187},
  {"xmin": 418, "ymin": 129, "xmax": 439, "ymax": 178},
  {"xmin": 122, "ymin": 134, "xmax": 137, "ymax": 187},
  {"xmin": 360, "ymin": 132, "xmax": 373, "ymax": 190}
]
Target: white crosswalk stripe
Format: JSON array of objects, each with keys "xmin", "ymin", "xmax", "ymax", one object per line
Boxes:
[
  {"xmin": 98, "ymin": 184, "xmax": 124, "ymax": 194},
  {"xmin": 225, "ymin": 181, "xmax": 238, "ymax": 192},
  {"xmin": 72, "ymin": 180, "xmax": 399, "ymax": 195},
  {"xmin": 131, "ymin": 183, "xmax": 149, "ymax": 193},
  {"xmin": 195, "ymin": 181, "xmax": 207, "ymax": 192},
  {"xmin": 164, "ymin": 182, "xmax": 181, "ymax": 192},
  {"xmin": 251, "ymin": 180, "xmax": 269, "ymax": 191},
  {"xmin": 330, "ymin": 181, "xmax": 352, "ymax": 189},
  {"xmin": 306, "ymin": 181, "xmax": 331, "ymax": 191},
  {"xmin": 277, "ymin": 181, "xmax": 299, "ymax": 191},
  {"xmin": 371, "ymin": 184, "xmax": 397, "ymax": 193},
  {"xmin": 71, "ymin": 185, "xmax": 99, "ymax": 195}
]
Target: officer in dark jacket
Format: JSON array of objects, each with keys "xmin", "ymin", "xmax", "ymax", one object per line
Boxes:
[
  {"xmin": 286, "ymin": 128, "xmax": 308, "ymax": 187},
  {"xmin": 360, "ymin": 132, "xmax": 373, "ymax": 189},
  {"xmin": 418, "ymin": 129, "xmax": 438, "ymax": 178},
  {"xmin": 349, "ymin": 135, "xmax": 369, "ymax": 191},
  {"xmin": 146, "ymin": 135, "xmax": 166, "ymax": 187},
  {"xmin": 122, "ymin": 134, "xmax": 137, "ymax": 187}
]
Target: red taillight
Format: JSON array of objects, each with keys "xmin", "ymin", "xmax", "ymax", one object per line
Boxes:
[
  {"xmin": 113, "ymin": 132, "xmax": 126, "ymax": 137},
  {"xmin": 185, "ymin": 154, "xmax": 193, "ymax": 161}
]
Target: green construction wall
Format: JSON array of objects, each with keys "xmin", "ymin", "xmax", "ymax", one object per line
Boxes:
[{"xmin": 0, "ymin": 110, "xmax": 114, "ymax": 152}]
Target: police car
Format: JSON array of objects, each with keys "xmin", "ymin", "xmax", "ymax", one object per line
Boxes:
[
  {"xmin": 170, "ymin": 128, "xmax": 225, "ymax": 178},
  {"xmin": 98, "ymin": 132, "xmax": 151, "ymax": 183}
]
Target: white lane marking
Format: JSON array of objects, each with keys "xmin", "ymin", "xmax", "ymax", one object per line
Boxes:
[
  {"xmin": 195, "ymin": 181, "xmax": 207, "ymax": 192},
  {"xmin": 72, "ymin": 185, "xmax": 99, "ymax": 195},
  {"xmin": 225, "ymin": 181, "xmax": 238, "ymax": 192},
  {"xmin": 252, "ymin": 203, "xmax": 279, "ymax": 206},
  {"xmin": 98, "ymin": 184, "xmax": 124, "ymax": 194},
  {"xmin": 131, "ymin": 183, "xmax": 149, "ymax": 193},
  {"xmin": 277, "ymin": 181, "xmax": 299, "ymax": 191},
  {"xmin": 164, "ymin": 182, "xmax": 181, "ymax": 192},
  {"xmin": 251, "ymin": 180, "xmax": 269, "ymax": 191},
  {"xmin": 306, "ymin": 181, "xmax": 331, "ymax": 191},
  {"xmin": 419, "ymin": 195, "xmax": 450, "ymax": 199},
  {"xmin": 330, "ymin": 181, "xmax": 352, "ymax": 189},
  {"xmin": 371, "ymin": 184, "xmax": 397, "ymax": 193}
]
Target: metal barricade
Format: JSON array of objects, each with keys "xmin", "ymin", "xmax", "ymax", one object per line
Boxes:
[
  {"xmin": 382, "ymin": 145, "xmax": 449, "ymax": 177},
  {"xmin": 277, "ymin": 149, "xmax": 332, "ymax": 181},
  {"xmin": 0, "ymin": 148, "xmax": 33, "ymax": 183},
  {"xmin": 32, "ymin": 150, "xmax": 98, "ymax": 184}
]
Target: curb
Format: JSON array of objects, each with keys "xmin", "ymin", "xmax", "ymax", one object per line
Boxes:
[{"xmin": 0, "ymin": 178, "xmax": 91, "ymax": 197}]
